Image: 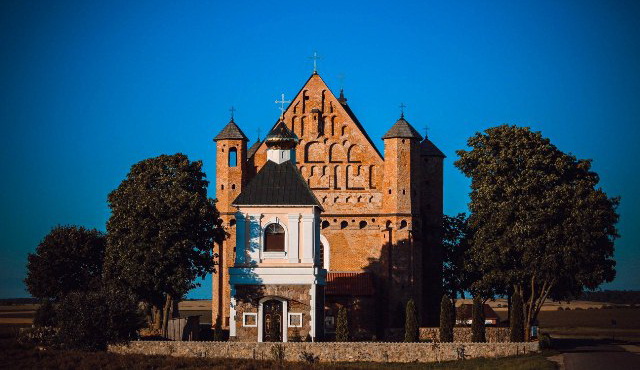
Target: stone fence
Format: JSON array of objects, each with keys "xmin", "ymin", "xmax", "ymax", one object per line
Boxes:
[
  {"xmin": 385, "ymin": 327, "xmax": 510, "ymax": 342},
  {"xmin": 110, "ymin": 340, "xmax": 539, "ymax": 363}
]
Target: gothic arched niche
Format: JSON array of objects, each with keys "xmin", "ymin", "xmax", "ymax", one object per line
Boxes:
[
  {"xmin": 305, "ymin": 141, "xmax": 324, "ymax": 163},
  {"xmin": 347, "ymin": 145, "xmax": 362, "ymax": 163},
  {"xmin": 329, "ymin": 143, "xmax": 346, "ymax": 163}
]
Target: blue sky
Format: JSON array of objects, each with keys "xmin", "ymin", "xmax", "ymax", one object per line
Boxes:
[{"xmin": 1, "ymin": 0, "xmax": 638, "ymax": 299}]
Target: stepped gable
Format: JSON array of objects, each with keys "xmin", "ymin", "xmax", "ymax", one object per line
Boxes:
[
  {"xmin": 420, "ymin": 137, "xmax": 446, "ymax": 157},
  {"xmin": 214, "ymin": 118, "xmax": 249, "ymax": 141},
  {"xmin": 232, "ymin": 160, "xmax": 321, "ymax": 207},
  {"xmin": 382, "ymin": 116, "xmax": 423, "ymax": 140}
]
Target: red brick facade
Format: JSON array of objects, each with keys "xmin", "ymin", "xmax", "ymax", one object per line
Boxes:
[{"xmin": 213, "ymin": 73, "xmax": 444, "ymax": 335}]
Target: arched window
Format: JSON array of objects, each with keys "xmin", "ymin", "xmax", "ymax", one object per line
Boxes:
[
  {"xmin": 321, "ymin": 220, "xmax": 330, "ymax": 229},
  {"xmin": 400, "ymin": 220, "xmax": 408, "ymax": 229},
  {"xmin": 264, "ymin": 224, "xmax": 285, "ymax": 252},
  {"xmin": 229, "ymin": 147, "xmax": 237, "ymax": 167},
  {"xmin": 340, "ymin": 221, "xmax": 348, "ymax": 229},
  {"xmin": 359, "ymin": 220, "xmax": 368, "ymax": 229}
]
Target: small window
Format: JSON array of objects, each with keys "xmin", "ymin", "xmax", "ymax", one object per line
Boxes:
[
  {"xmin": 221, "ymin": 184, "xmax": 224, "ymax": 190},
  {"xmin": 288, "ymin": 313, "xmax": 303, "ymax": 327},
  {"xmin": 400, "ymin": 220, "xmax": 408, "ymax": 229},
  {"xmin": 359, "ymin": 221, "xmax": 367, "ymax": 229},
  {"xmin": 322, "ymin": 220, "xmax": 330, "ymax": 229},
  {"xmin": 340, "ymin": 221, "xmax": 348, "ymax": 229},
  {"xmin": 229, "ymin": 147, "xmax": 237, "ymax": 167},
  {"xmin": 243, "ymin": 313, "xmax": 257, "ymax": 327},
  {"xmin": 264, "ymin": 223, "xmax": 285, "ymax": 252},
  {"xmin": 388, "ymin": 189, "xmax": 392, "ymax": 194},
  {"xmin": 386, "ymin": 220, "xmax": 392, "ymax": 229},
  {"xmin": 231, "ymin": 184, "xmax": 236, "ymax": 190}
]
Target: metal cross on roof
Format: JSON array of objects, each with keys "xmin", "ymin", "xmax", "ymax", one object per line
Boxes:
[
  {"xmin": 423, "ymin": 125, "xmax": 430, "ymax": 138},
  {"xmin": 275, "ymin": 93, "xmax": 291, "ymax": 119},
  {"xmin": 399, "ymin": 103, "xmax": 407, "ymax": 118},
  {"xmin": 308, "ymin": 51, "xmax": 322, "ymax": 73},
  {"xmin": 229, "ymin": 106, "xmax": 236, "ymax": 120}
]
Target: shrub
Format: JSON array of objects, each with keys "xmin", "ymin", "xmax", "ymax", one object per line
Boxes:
[
  {"xmin": 557, "ymin": 307, "xmax": 564, "ymax": 311},
  {"xmin": 404, "ymin": 299, "xmax": 418, "ymax": 342},
  {"xmin": 335, "ymin": 306, "xmax": 349, "ymax": 342},
  {"xmin": 56, "ymin": 288, "xmax": 143, "ymax": 351},
  {"xmin": 300, "ymin": 351, "xmax": 319, "ymax": 364},
  {"xmin": 439, "ymin": 295, "xmax": 454, "ymax": 342},
  {"xmin": 471, "ymin": 297, "xmax": 486, "ymax": 342},
  {"xmin": 509, "ymin": 291, "xmax": 525, "ymax": 342},
  {"xmin": 539, "ymin": 333, "xmax": 552, "ymax": 349},
  {"xmin": 17, "ymin": 326, "xmax": 59, "ymax": 348},
  {"xmin": 33, "ymin": 299, "xmax": 56, "ymax": 327}
]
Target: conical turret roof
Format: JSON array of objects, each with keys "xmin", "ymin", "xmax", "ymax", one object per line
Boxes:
[
  {"xmin": 213, "ymin": 119, "xmax": 248, "ymax": 141},
  {"xmin": 382, "ymin": 115, "xmax": 423, "ymax": 140}
]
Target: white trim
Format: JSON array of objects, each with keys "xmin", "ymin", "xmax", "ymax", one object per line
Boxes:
[
  {"xmin": 258, "ymin": 296, "xmax": 288, "ymax": 342},
  {"xmin": 301, "ymin": 214, "xmax": 315, "ymax": 263},
  {"xmin": 235, "ymin": 213, "xmax": 247, "ymax": 265},
  {"xmin": 310, "ymin": 283, "xmax": 316, "ymax": 341},
  {"xmin": 247, "ymin": 214, "xmax": 262, "ymax": 264},
  {"xmin": 261, "ymin": 218, "xmax": 288, "ymax": 260},
  {"xmin": 229, "ymin": 285, "xmax": 237, "ymax": 337},
  {"xmin": 288, "ymin": 313, "xmax": 303, "ymax": 328},
  {"xmin": 287, "ymin": 214, "xmax": 300, "ymax": 263},
  {"xmin": 229, "ymin": 267, "xmax": 326, "ymax": 285},
  {"xmin": 320, "ymin": 234, "xmax": 330, "ymax": 270},
  {"xmin": 242, "ymin": 312, "xmax": 257, "ymax": 327}
]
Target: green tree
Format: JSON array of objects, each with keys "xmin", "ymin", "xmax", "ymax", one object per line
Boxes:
[
  {"xmin": 456, "ymin": 125, "xmax": 619, "ymax": 338},
  {"xmin": 33, "ymin": 299, "xmax": 56, "ymax": 327},
  {"xmin": 25, "ymin": 226, "xmax": 105, "ymax": 301},
  {"xmin": 442, "ymin": 213, "xmax": 471, "ymax": 300},
  {"xmin": 104, "ymin": 153, "xmax": 225, "ymax": 335},
  {"xmin": 335, "ymin": 306, "xmax": 349, "ymax": 342},
  {"xmin": 404, "ymin": 299, "xmax": 419, "ymax": 342},
  {"xmin": 471, "ymin": 297, "xmax": 486, "ymax": 342},
  {"xmin": 55, "ymin": 287, "xmax": 143, "ymax": 351},
  {"xmin": 510, "ymin": 291, "xmax": 525, "ymax": 342},
  {"xmin": 439, "ymin": 295, "xmax": 454, "ymax": 342}
]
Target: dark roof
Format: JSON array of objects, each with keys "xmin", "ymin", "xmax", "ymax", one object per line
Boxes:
[
  {"xmin": 265, "ymin": 121, "xmax": 299, "ymax": 145},
  {"xmin": 247, "ymin": 139, "xmax": 262, "ymax": 159},
  {"xmin": 420, "ymin": 137, "xmax": 446, "ymax": 157},
  {"xmin": 456, "ymin": 304, "xmax": 499, "ymax": 320},
  {"xmin": 232, "ymin": 160, "xmax": 321, "ymax": 207},
  {"xmin": 382, "ymin": 116, "xmax": 423, "ymax": 140},
  {"xmin": 213, "ymin": 119, "xmax": 248, "ymax": 141},
  {"xmin": 326, "ymin": 272, "xmax": 374, "ymax": 296}
]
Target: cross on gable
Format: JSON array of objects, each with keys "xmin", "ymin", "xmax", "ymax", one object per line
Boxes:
[
  {"xmin": 308, "ymin": 51, "xmax": 322, "ymax": 74},
  {"xmin": 229, "ymin": 106, "xmax": 236, "ymax": 120},
  {"xmin": 399, "ymin": 103, "xmax": 407, "ymax": 118},
  {"xmin": 275, "ymin": 93, "xmax": 291, "ymax": 119}
]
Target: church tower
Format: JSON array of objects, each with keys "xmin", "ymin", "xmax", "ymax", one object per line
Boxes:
[{"xmin": 213, "ymin": 117, "xmax": 248, "ymax": 328}]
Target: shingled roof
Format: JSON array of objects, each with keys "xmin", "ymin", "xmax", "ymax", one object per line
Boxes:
[
  {"xmin": 382, "ymin": 116, "xmax": 423, "ymax": 140},
  {"xmin": 247, "ymin": 139, "xmax": 262, "ymax": 159},
  {"xmin": 420, "ymin": 137, "xmax": 446, "ymax": 157},
  {"xmin": 232, "ymin": 160, "xmax": 321, "ymax": 208},
  {"xmin": 213, "ymin": 119, "xmax": 249, "ymax": 141}
]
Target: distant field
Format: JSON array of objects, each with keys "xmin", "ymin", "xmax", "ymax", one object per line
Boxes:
[
  {"xmin": 0, "ymin": 305, "xmax": 36, "ymax": 325},
  {"xmin": 537, "ymin": 308, "xmax": 640, "ymax": 329}
]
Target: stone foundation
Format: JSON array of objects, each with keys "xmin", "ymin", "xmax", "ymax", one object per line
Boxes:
[{"xmin": 110, "ymin": 341, "xmax": 538, "ymax": 363}]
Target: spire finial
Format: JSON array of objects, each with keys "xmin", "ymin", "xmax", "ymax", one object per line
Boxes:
[
  {"xmin": 308, "ymin": 51, "xmax": 322, "ymax": 74},
  {"xmin": 423, "ymin": 125, "xmax": 429, "ymax": 139},
  {"xmin": 229, "ymin": 106, "xmax": 236, "ymax": 121},
  {"xmin": 275, "ymin": 93, "xmax": 291, "ymax": 120},
  {"xmin": 399, "ymin": 102, "xmax": 407, "ymax": 119}
]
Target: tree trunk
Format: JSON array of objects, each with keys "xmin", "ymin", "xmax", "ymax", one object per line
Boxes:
[
  {"xmin": 162, "ymin": 294, "xmax": 173, "ymax": 338},
  {"xmin": 152, "ymin": 305, "xmax": 162, "ymax": 331}
]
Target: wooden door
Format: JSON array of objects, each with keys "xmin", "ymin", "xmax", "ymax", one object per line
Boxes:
[{"xmin": 263, "ymin": 300, "xmax": 283, "ymax": 342}]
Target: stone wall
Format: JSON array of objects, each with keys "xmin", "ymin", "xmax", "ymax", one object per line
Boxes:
[
  {"xmin": 385, "ymin": 327, "xmax": 510, "ymax": 342},
  {"xmin": 110, "ymin": 341, "xmax": 539, "ymax": 363}
]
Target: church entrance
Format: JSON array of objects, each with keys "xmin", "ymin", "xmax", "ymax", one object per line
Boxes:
[{"xmin": 263, "ymin": 299, "xmax": 283, "ymax": 342}]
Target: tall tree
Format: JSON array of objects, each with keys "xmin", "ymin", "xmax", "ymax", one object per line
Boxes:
[
  {"xmin": 456, "ymin": 125, "xmax": 619, "ymax": 338},
  {"xmin": 509, "ymin": 290, "xmax": 525, "ymax": 342},
  {"xmin": 439, "ymin": 295, "xmax": 454, "ymax": 342},
  {"xmin": 25, "ymin": 226, "xmax": 105, "ymax": 301},
  {"xmin": 335, "ymin": 306, "xmax": 349, "ymax": 342},
  {"xmin": 471, "ymin": 297, "xmax": 486, "ymax": 342},
  {"xmin": 442, "ymin": 213, "xmax": 471, "ymax": 300},
  {"xmin": 104, "ymin": 153, "xmax": 224, "ymax": 334},
  {"xmin": 404, "ymin": 299, "xmax": 419, "ymax": 342}
]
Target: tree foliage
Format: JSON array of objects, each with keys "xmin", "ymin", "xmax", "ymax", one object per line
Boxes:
[
  {"xmin": 510, "ymin": 291, "xmax": 525, "ymax": 342},
  {"xmin": 104, "ymin": 153, "xmax": 225, "ymax": 333},
  {"xmin": 25, "ymin": 226, "xmax": 105, "ymax": 300},
  {"xmin": 55, "ymin": 288, "xmax": 143, "ymax": 351},
  {"xmin": 442, "ymin": 213, "xmax": 472, "ymax": 300},
  {"xmin": 439, "ymin": 295, "xmax": 454, "ymax": 342},
  {"xmin": 404, "ymin": 299, "xmax": 419, "ymax": 342},
  {"xmin": 471, "ymin": 297, "xmax": 486, "ymax": 342},
  {"xmin": 33, "ymin": 299, "xmax": 56, "ymax": 327},
  {"xmin": 335, "ymin": 306, "xmax": 349, "ymax": 342},
  {"xmin": 455, "ymin": 125, "xmax": 619, "ymax": 337}
]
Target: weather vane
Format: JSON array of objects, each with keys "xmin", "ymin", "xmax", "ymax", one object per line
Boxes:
[
  {"xmin": 308, "ymin": 51, "xmax": 322, "ymax": 74},
  {"xmin": 399, "ymin": 102, "xmax": 407, "ymax": 118},
  {"xmin": 275, "ymin": 93, "xmax": 291, "ymax": 120},
  {"xmin": 229, "ymin": 106, "xmax": 236, "ymax": 121}
]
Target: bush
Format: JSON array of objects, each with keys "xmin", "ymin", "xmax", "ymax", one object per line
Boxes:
[
  {"xmin": 33, "ymin": 299, "xmax": 56, "ymax": 327},
  {"xmin": 557, "ymin": 307, "xmax": 564, "ymax": 311},
  {"xmin": 17, "ymin": 326, "xmax": 59, "ymax": 348},
  {"xmin": 471, "ymin": 297, "xmax": 486, "ymax": 342},
  {"xmin": 510, "ymin": 291, "xmax": 525, "ymax": 342},
  {"xmin": 299, "ymin": 351, "xmax": 319, "ymax": 364},
  {"xmin": 539, "ymin": 333, "xmax": 552, "ymax": 349},
  {"xmin": 439, "ymin": 295, "xmax": 454, "ymax": 342},
  {"xmin": 56, "ymin": 289, "xmax": 143, "ymax": 351},
  {"xmin": 335, "ymin": 306, "xmax": 349, "ymax": 342},
  {"xmin": 404, "ymin": 299, "xmax": 418, "ymax": 342}
]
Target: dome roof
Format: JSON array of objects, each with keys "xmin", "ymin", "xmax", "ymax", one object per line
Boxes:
[{"xmin": 265, "ymin": 121, "xmax": 299, "ymax": 149}]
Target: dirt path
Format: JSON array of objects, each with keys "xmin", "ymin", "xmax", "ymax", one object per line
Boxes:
[{"xmin": 554, "ymin": 338, "xmax": 640, "ymax": 370}]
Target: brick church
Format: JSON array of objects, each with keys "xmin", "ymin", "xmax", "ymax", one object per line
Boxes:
[{"xmin": 212, "ymin": 72, "xmax": 444, "ymax": 342}]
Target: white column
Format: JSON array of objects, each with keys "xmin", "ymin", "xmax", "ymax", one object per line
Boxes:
[
  {"xmin": 287, "ymin": 214, "xmax": 300, "ymax": 263},
  {"xmin": 229, "ymin": 285, "xmax": 237, "ymax": 337},
  {"xmin": 310, "ymin": 283, "xmax": 316, "ymax": 341},
  {"xmin": 282, "ymin": 300, "xmax": 288, "ymax": 342},
  {"xmin": 234, "ymin": 213, "xmax": 246, "ymax": 265},
  {"xmin": 257, "ymin": 301, "xmax": 263, "ymax": 342},
  {"xmin": 301, "ymin": 214, "xmax": 315, "ymax": 263},
  {"xmin": 248, "ymin": 214, "xmax": 262, "ymax": 264}
]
